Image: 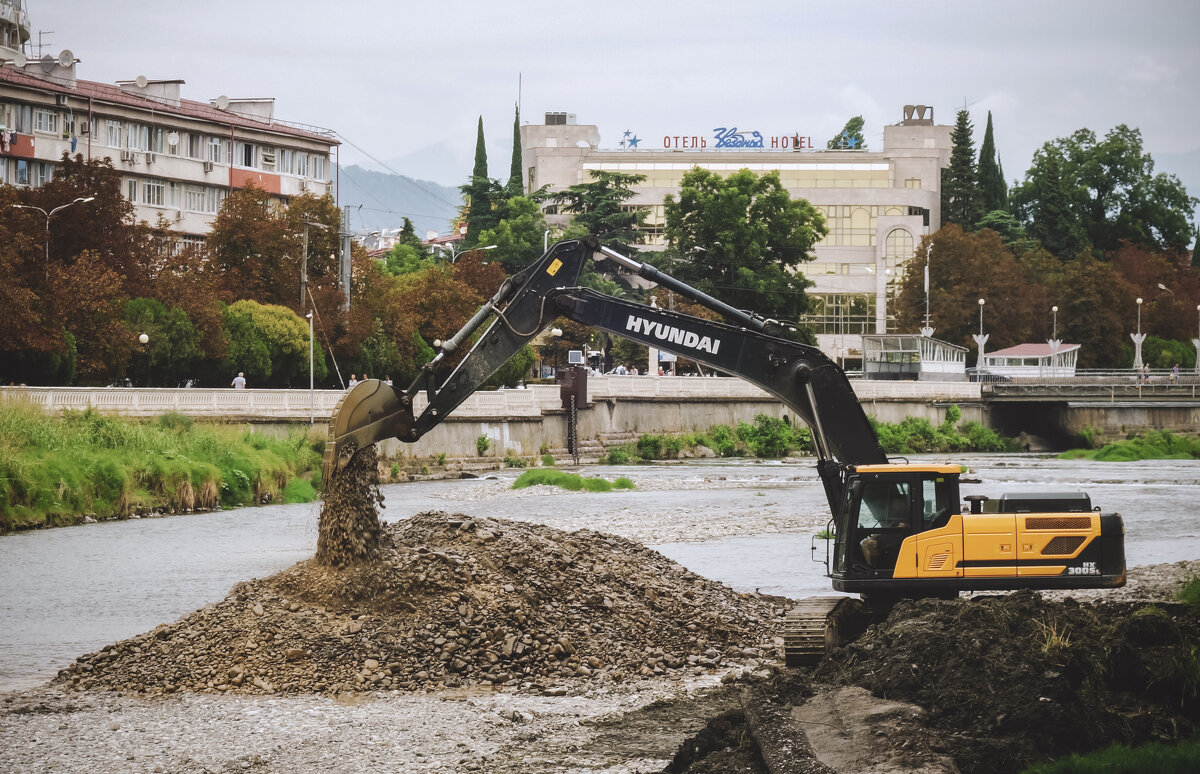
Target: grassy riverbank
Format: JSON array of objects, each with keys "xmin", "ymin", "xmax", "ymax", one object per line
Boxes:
[
  {"xmin": 1059, "ymin": 430, "xmax": 1200, "ymax": 462},
  {"xmin": 0, "ymin": 404, "xmax": 322, "ymax": 532},
  {"xmin": 602, "ymin": 408, "xmax": 1011, "ymax": 463}
]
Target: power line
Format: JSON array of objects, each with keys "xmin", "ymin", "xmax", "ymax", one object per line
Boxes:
[{"xmin": 334, "ymin": 131, "xmax": 461, "ymax": 209}]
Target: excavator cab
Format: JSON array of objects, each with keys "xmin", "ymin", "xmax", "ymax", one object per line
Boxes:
[{"xmin": 831, "ymin": 464, "xmax": 961, "ymax": 584}]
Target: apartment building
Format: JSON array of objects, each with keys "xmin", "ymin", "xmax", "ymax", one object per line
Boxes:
[
  {"xmin": 0, "ymin": 4, "xmax": 336, "ymax": 241},
  {"xmin": 520, "ymin": 107, "xmax": 953, "ymax": 358}
]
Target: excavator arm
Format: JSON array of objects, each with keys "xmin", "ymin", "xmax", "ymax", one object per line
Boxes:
[{"xmin": 322, "ymin": 238, "xmax": 887, "ymax": 508}]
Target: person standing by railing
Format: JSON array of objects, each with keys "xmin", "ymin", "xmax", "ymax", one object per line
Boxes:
[{"xmin": 231, "ymin": 372, "xmax": 246, "ymax": 389}]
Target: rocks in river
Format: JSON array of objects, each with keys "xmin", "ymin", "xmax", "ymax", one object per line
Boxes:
[{"xmin": 55, "ymin": 511, "xmax": 787, "ymax": 696}]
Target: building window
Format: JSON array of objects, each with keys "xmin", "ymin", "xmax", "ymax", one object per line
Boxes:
[
  {"xmin": 33, "ymin": 108, "xmax": 58, "ymax": 134},
  {"xmin": 143, "ymin": 179, "xmax": 167, "ymax": 207},
  {"xmin": 15, "ymin": 159, "xmax": 27, "ymax": 185},
  {"xmin": 905, "ymin": 178, "xmax": 921, "ymax": 189},
  {"xmin": 235, "ymin": 141, "xmax": 256, "ymax": 168},
  {"xmin": 126, "ymin": 178, "xmax": 138, "ymax": 202},
  {"xmin": 260, "ymin": 146, "xmax": 276, "ymax": 172},
  {"xmin": 13, "ymin": 104, "xmax": 31, "ymax": 133},
  {"xmin": 295, "ymin": 152, "xmax": 308, "ymax": 177},
  {"xmin": 106, "ymin": 120, "xmax": 122, "ymax": 148},
  {"xmin": 127, "ymin": 123, "xmax": 149, "ymax": 151},
  {"xmin": 185, "ymin": 133, "xmax": 203, "ymax": 159},
  {"xmin": 33, "ymin": 162, "xmax": 53, "ymax": 187},
  {"xmin": 208, "ymin": 137, "xmax": 226, "ymax": 164},
  {"xmin": 149, "ymin": 127, "xmax": 165, "ymax": 154},
  {"xmin": 311, "ymin": 154, "xmax": 326, "ymax": 180},
  {"xmin": 279, "ymin": 149, "xmax": 293, "ymax": 175}
]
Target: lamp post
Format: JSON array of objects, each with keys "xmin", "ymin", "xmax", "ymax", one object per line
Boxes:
[
  {"xmin": 550, "ymin": 327, "xmax": 562, "ymax": 374},
  {"xmin": 1047, "ymin": 305, "xmax": 1061, "ymax": 380},
  {"xmin": 138, "ymin": 333, "xmax": 150, "ymax": 387},
  {"xmin": 921, "ymin": 243, "xmax": 934, "ymax": 337},
  {"xmin": 1131, "ymin": 297, "xmax": 1146, "ymax": 370},
  {"xmin": 300, "ymin": 220, "xmax": 329, "ymax": 308},
  {"xmin": 1193, "ymin": 305, "xmax": 1200, "ymax": 375},
  {"xmin": 972, "ymin": 298, "xmax": 989, "ymax": 371},
  {"xmin": 306, "ymin": 311, "xmax": 314, "ymax": 424},
  {"xmin": 11, "ymin": 196, "xmax": 95, "ymax": 275},
  {"xmin": 440, "ymin": 243, "xmax": 496, "ymax": 262}
]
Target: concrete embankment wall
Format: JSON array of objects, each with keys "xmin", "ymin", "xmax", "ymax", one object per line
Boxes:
[{"xmin": 0, "ymin": 378, "xmax": 985, "ymax": 460}]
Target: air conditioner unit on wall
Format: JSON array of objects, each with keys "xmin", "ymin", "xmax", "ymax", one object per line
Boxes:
[
  {"xmin": 147, "ymin": 152, "xmax": 156, "ymax": 164},
  {"xmin": 202, "ymin": 160, "xmax": 213, "ymax": 173},
  {"xmin": 119, "ymin": 149, "xmax": 131, "ymax": 162},
  {"xmin": 299, "ymin": 180, "xmax": 308, "ymax": 192},
  {"xmin": 54, "ymin": 94, "xmax": 68, "ymax": 106}
]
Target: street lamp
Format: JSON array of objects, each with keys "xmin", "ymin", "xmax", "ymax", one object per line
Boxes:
[
  {"xmin": 300, "ymin": 220, "xmax": 329, "ymax": 308},
  {"xmin": 439, "ymin": 243, "xmax": 496, "ymax": 262},
  {"xmin": 1193, "ymin": 304, "xmax": 1200, "ymax": 375},
  {"xmin": 550, "ymin": 327, "xmax": 562, "ymax": 372},
  {"xmin": 11, "ymin": 196, "xmax": 95, "ymax": 274},
  {"xmin": 1048, "ymin": 306, "xmax": 1060, "ymax": 379},
  {"xmin": 138, "ymin": 333, "xmax": 150, "ymax": 386},
  {"xmin": 972, "ymin": 298, "xmax": 989, "ymax": 371},
  {"xmin": 1158, "ymin": 282, "xmax": 1175, "ymax": 298},
  {"xmin": 921, "ymin": 243, "xmax": 934, "ymax": 337},
  {"xmin": 306, "ymin": 311, "xmax": 314, "ymax": 425},
  {"xmin": 1132, "ymin": 297, "xmax": 1146, "ymax": 370}
]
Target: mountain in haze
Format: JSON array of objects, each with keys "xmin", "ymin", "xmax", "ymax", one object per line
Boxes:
[{"xmin": 336, "ymin": 165, "xmax": 461, "ymax": 238}]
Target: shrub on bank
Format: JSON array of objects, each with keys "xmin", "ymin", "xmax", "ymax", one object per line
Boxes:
[
  {"xmin": 511, "ymin": 469, "xmax": 635, "ymax": 492},
  {"xmin": 0, "ymin": 404, "xmax": 322, "ymax": 531},
  {"xmin": 1059, "ymin": 430, "xmax": 1200, "ymax": 462}
]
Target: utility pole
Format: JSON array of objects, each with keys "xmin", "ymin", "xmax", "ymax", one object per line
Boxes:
[{"xmin": 340, "ymin": 205, "xmax": 352, "ymax": 312}]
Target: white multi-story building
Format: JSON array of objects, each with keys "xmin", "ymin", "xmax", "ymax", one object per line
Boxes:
[
  {"xmin": 520, "ymin": 107, "xmax": 954, "ymax": 360},
  {"xmin": 0, "ymin": 2, "xmax": 336, "ymax": 242}
]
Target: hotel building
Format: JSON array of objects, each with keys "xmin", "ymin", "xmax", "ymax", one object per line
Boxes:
[{"xmin": 520, "ymin": 107, "xmax": 954, "ymax": 360}]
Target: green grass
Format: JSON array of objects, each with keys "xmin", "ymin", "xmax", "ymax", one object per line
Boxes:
[
  {"xmin": 1178, "ymin": 576, "xmax": 1200, "ymax": 607},
  {"xmin": 1059, "ymin": 430, "xmax": 1200, "ymax": 462},
  {"xmin": 0, "ymin": 403, "xmax": 322, "ymax": 530},
  {"xmin": 1020, "ymin": 737, "xmax": 1200, "ymax": 773},
  {"xmin": 511, "ymin": 469, "xmax": 636, "ymax": 492}
]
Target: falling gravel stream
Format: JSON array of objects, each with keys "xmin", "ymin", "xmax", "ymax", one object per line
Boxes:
[{"xmin": 2, "ymin": 454, "xmax": 1198, "ymax": 692}]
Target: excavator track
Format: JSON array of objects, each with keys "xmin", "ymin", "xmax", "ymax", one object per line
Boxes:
[{"xmin": 782, "ymin": 596, "xmax": 874, "ymax": 667}]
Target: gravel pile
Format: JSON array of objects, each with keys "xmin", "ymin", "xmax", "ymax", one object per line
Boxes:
[{"xmin": 55, "ymin": 511, "xmax": 786, "ymax": 696}]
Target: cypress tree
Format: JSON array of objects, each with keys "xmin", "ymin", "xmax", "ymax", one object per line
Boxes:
[
  {"xmin": 976, "ymin": 111, "xmax": 1007, "ymax": 217},
  {"xmin": 506, "ymin": 104, "xmax": 523, "ymax": 198},
  {"xmin": 1028, "ymin": 147, "xmax": 1085, "ymax": 259},
  {"xmin": 464, "ymin": 117, "xmax": 492, "ymax": 247},
  {"xmin": 942, "ymin": 109, "xmax": 979, "ymax": 227}
]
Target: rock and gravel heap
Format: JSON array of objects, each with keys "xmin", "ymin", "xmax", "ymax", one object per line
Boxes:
[
  {"xmin": 55, "ymin": 511, "xmax": 787, "ymax": 696},
  {"xmin": 813, "ymin": 589, "xmax": 1200, "ymax": 774}
]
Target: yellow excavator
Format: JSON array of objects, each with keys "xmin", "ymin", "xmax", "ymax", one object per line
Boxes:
[{"xmin": 323, "ymin": 238, "xmax": 1126, "ymax": 665}]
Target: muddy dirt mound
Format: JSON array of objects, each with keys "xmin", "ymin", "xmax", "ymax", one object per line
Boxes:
[
  {"xmin": 815, "ymin": 591, "xmax": 1200, "ymax": 774},
  {"xmin": 55, "ymin": 512, "xmax": 787, "ymax": 696}
]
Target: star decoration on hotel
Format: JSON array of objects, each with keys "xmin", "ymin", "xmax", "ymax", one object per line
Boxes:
[{"xmin": 620, "ymin": 130, "xmax": 641, "ymax": 149}]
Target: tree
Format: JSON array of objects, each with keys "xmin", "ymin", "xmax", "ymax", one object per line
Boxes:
[
  {"xmin": 893, "ymin": 226, "xmax": 1040, "ymax": 354},
  {"xmin": 123, "ymin": 298, "xmax": 202, "ymax": 387},
  {"xmin": 476, "ymin": 196, "xmax": 549, "ymax": 275},
  {"xmin": 207, "ymin": 184, "xmax": 295, "ymax": 304},
  {"xmin": 662, "ymin": 167, "xmax": 826, "ymax": 323},
  {"xmin": 976, "ymin": 112, "xmax": 1006, "ymax": 216},
  {"xmin": 826, "ymin": 116, "xmax": 866, "ymax": 150},
  {"xmin": 1011, "ymin": 125, "xmax": 1197, "ymax": 255},
  {"xmin": 49, "ymin": 250, "xmax": 132, "ymax": 383},
  {"xmin": 549, "ymin": 170, "xmax": 648, "ymax": 256},
  {"xmin": 941, "ymin": 110, "xmax": 979, "ymax": 227},
  {"xmin": 1019, "ymin": 146, "xmax": 1087, "ymax": 259},
  {"xmin": 221, "ymin": 300, "xmax": 326, "ymax": 387},
  {"xmin": 506, "ymin": 104, "xmax": 523, "ymax": 199},
  {"xmin": 463, "ymin": 117, "xmax": 501, "ymax": 246}
]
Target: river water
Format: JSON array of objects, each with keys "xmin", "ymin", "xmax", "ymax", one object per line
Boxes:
[{"xmin": 1, "ymin": 455, "xmax": 1197, "ymax": 691}]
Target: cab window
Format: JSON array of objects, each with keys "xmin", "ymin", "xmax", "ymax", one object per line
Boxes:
[
  {"xmin": 858, "ymin": 480, "xmax": 911, "ymax": 528},
  {"xmin": 921, "ymin": 476, "xmax": 955, "ymax": 529}
]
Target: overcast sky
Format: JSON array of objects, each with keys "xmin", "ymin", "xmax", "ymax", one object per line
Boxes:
[{"xmin": 39, "ymin": 0, "xmax": 1200, "ymax": 201}]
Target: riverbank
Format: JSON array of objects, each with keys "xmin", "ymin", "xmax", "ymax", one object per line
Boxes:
[
  {"xmin": 2, "ymin": 559, "xmax": 1196, "ymax": 774},
  {"xmin": 0, "ymin": 405, "xmax": 323, "ymax": 532}
]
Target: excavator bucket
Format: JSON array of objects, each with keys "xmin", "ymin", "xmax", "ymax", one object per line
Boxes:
[{"xmin": 322, "ymin": 380, "xmax": 416, "ymax": 484}]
